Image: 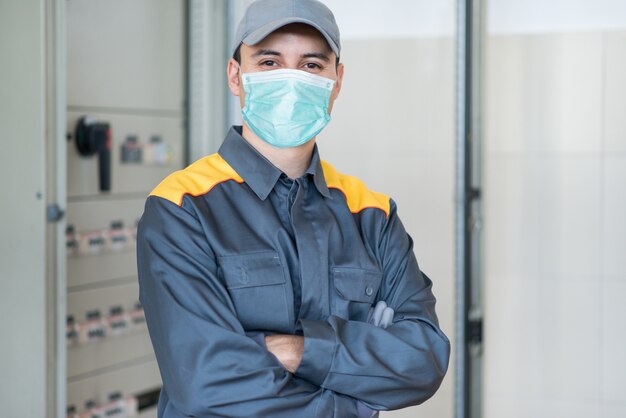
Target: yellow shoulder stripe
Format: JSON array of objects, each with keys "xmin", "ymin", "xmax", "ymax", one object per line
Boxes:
[
  {"xmin": 321, "ymin": 160, "xmax": 390, "ymax": 217},
  {"xmin": 150, "ymin": 153, "xmax": 243, "ymax": 206}
]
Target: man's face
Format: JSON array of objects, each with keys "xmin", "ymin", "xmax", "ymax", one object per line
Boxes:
[{"xmin": 227, "ymin": 23, "xmax": 344, "ymax": 114}]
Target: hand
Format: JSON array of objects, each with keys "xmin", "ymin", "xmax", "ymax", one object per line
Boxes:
[
  {"xmin": 265, "ymin": 334, "xmax": 304, "ymax": 373},
  {"xmin": 367, "ymin": 300, "xmax": 394, "ymax": 329}
]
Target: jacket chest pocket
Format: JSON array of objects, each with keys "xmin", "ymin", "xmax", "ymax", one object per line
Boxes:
[
  {"xmin": 332, "ymin": 267, "xmax": 383, "ymax": 322},
  {"xmin": 218, "ymin": 252, "xmax": 292, "ymax": 333}
]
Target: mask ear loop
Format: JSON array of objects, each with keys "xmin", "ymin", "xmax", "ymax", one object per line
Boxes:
[
  {"xmin": 238, "ymin": 65, "xmax": 249, "ymax": 117},
  {"xmin": 238, "ymin": 65, "xmax": 251, "ymax": 91},
  {"xmin": 237, "ymin": 65, "xmax": 246, "ymax": 97}
]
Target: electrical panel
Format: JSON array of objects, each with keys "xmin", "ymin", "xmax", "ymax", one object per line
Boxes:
[{"xmin": 65, "ymin": 1, "xmax": 186, "ymax": 417}]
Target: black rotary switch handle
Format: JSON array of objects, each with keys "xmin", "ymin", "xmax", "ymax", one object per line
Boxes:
[
  {"xmin": 75, "ymin": 116, "xmax": 112, "ymax": 192},
  {"xmin": 97, "ymin": 128, "xmax": 112, "ymax": 191}
]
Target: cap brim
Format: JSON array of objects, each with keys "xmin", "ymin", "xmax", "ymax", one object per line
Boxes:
[{"xmin": 242, "ymin": 17, "xmax": 340, "ymax": 57}]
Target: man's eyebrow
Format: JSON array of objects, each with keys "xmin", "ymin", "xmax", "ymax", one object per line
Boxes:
[
  {"xmin": 251, "ymin": 49, "xmax": 281, "ymax": 57},
  {"xmin": 302, "ymin": 52, "xmax": 330, "ymax": 62}
]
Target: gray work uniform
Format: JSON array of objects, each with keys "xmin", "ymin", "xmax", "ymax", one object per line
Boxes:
[{"xmin": 137, "ymin": 126, "xmax": 450, "ymax": 418}]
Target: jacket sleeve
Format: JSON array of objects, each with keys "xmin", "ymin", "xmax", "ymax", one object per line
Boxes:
[
  {"xmin": 294, "ymin": 198, "xmax": 451, "ymax": 411},
  {"xmin": 136, "ymin": 196, "xmax": 360, "ymax": 418}
]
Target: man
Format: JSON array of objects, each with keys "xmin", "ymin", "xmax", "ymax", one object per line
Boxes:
[{"xmin": 137, "ymin": 1, "xmax": 450, "ymax": 417}]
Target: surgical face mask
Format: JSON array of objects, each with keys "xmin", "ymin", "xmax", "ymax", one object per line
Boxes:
[{"xmin": 240, "ymin": 68, "xmax": 336, "ymax": 148}]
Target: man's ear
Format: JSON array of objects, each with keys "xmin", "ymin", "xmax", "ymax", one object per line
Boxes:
[
  {"xmin": 333, "ymin": 63, "xmax": 343, "ymax": 99},
  {"xmin": 332, "ymin": 63, "xmax": 345, "ymax": 100},
  {"xmin": 227, "ymin": 58, "xmax": 242, "ymax": 97}
]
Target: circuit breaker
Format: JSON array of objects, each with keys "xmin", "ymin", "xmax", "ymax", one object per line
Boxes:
[{"xmin": 65, "ymin": 1, "xmax": 186, "ymax": 417}]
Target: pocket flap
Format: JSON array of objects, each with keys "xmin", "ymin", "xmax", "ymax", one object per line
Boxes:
[
  {"xmin": 333, "ymin": 267, "xmax": 383, "ymax": 303},
  {"xmin": 219, "ymin": 252, "xmax": 285, "ymax": 289}
]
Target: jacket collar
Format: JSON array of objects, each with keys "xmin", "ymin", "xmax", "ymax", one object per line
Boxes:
[{"xmin": 218, "ymin": 126, "xmax": 331, "ymax": 201}]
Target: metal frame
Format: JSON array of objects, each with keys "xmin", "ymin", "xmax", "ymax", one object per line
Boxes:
[
  {"xmin": 187, "ymin": 0, "xmax": 230, "ymax": 161},
  {"xmin": 46, "ymin": 0, "xmax": 68, "ymax": 416},
  {"xmin": 455, "ymin": 1, "xmax": 484, "ymax": 418}
]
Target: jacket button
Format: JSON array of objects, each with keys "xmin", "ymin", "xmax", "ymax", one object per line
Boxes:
[{"xmin": 365, "ymin": 286, "xmax": 373, "ymax": 296}]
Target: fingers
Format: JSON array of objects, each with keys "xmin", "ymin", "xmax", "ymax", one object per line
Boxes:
[
  {"xmin": 379, "ymin": 307, "xmax": 394, "ymax": 329},
  {"xmin": 368, "ymin": 300, "xmax": 387, "ymax": 327},
  {"xmin": 367, "ymin": 300, "xmax": 394, "ymax": 329}
]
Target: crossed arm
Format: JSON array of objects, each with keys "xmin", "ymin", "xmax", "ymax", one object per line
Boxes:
[
  {"xmin": 267, "ymin": 298, "xmax": 396, "ymax": 374},
  {"xmin": 137, "ymin": 196, "xmax": 450, "ymax": 417}
]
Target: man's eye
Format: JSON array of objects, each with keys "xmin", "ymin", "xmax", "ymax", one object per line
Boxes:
[
  {"xmin": 304, "ymin": 63, "xmax": 321, "ymax": 70},
  {"xmin": 261, "ymin": 60, "xmax": 277, "ymax": 67}
]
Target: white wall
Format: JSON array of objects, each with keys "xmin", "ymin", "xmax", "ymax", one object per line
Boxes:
[
  {"xmin": 489, "ymin": 0, "xmax": 626, "ymax": 33},
  {"xmin": 484, "ymin": 25, "xmax": 626, "ymax": 418},
  {"xmin": 322, "ymin": 0, "xmax": 454, "ymax": 38},
  {"xmin": 0, "ymin": 1, "xmax": 47, "ymax": 417}
]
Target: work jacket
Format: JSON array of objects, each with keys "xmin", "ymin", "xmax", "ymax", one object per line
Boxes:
[{"xmin": 136, "ymin": 126, "xmax": 450, "ymax": 417}]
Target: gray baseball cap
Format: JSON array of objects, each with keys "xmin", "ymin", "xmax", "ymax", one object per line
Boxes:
[{"xmin": 233, "ymin": 0, "xmax": 341, "ymax": 58}]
